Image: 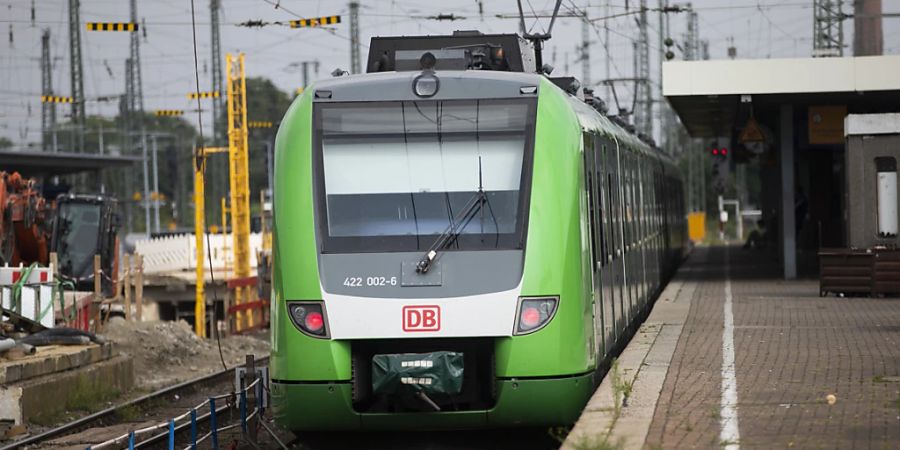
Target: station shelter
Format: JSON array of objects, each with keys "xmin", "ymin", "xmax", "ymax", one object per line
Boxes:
[{"xmin": 662, "ymin": 55, "xmax": 900, "ymax": 279}]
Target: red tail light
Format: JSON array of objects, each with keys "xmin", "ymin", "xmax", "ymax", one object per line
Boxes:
[
  {"xmin": 514, "ymin": 297, "xmax": 559, "ymax": 335},
  {"xmin": 305, "ymin": 311, "xmax": 324, "ymax": 332},
  {"xmin": 521, "ymin": 307, "xmax": 541, "ymax": 328},
  {"xmin": 288, "ymin": 302, "xmax": 329, "ymax": 338}
]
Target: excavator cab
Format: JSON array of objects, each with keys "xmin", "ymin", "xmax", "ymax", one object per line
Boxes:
[{"xmin": 50, "ymin": 194, "xmax": 119, "ymax": 296}]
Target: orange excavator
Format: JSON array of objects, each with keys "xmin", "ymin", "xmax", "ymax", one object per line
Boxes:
[
  {"xmin": 0, "ymin": 171, "xmax": 51, "ymax": 266},
  {"xmin": 0, "ymin": 171, "xmax": 119, "ymax": 295}
]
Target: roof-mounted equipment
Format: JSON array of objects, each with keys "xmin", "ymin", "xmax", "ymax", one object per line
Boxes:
[{"xmin": 366, "ymin": 31, "xmax": 536, "ymax": 73}]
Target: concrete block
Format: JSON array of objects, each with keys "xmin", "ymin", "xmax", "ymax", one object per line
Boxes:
[{"xmin": 0, "ymin": 355, "xmax": 134, "ymax": 425}]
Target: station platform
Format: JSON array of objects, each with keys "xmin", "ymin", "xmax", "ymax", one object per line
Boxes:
[{"xmin": 564, "ymin": 245, "xmax": 900, "ymax": 449}]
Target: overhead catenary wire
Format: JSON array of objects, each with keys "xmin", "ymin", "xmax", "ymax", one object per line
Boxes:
[{"xmin": 189, "ymin": 0, "xmax": 227, "ymax": 372}]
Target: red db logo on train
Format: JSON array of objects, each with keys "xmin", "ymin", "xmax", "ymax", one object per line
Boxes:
[{"xmin": 402, "ymin": 305, "xmax": 440, "ymax": 332}]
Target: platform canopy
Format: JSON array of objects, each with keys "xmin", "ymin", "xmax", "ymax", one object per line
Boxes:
[
  {"xmin": 663, "ymin": 55, "xmax": 900, "ymax": 137},
  {"xmin": 0, "ymin": 150, "xmax": 141, "ymax": 177}
]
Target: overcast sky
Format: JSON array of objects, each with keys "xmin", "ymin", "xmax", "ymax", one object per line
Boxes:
[{"xmin": 2, "ymin": 0, "xmax": 899, "ymax": 146}]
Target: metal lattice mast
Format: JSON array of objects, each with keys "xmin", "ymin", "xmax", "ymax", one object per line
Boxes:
[
  {"xmin": 302, "ymin": 61, "xmax": 310, "ymax": 90},
  {"xmin": 226, "ymin": 53, "xmax": 254, "ymax": 331},
  {"xmin": 681, "ymin": 5, "xmax": 700, "ymax": 212},
  {"xmin": 813, "ymin": 0, "xmax": 844, "ymax": 57},
  {"xmin": 124, "ymin": 59, "xmax": 135, "ymax": 143},
  {"xmin": 635, "ymin": 0, "xmax": 652, "ymax": 137},
  {"xmin": 604, "ymin": 1, "xmax": 612, "ymax": 107},
  {"xmin": 129, "ymin": 0, "xmax": 143, "ymax": 113},
  {"xmin": 349, "ymin": 1, "xmax": 361, "ymax": 74},
  {"xmin": 41, "ymin": 29, "xmax": 57, "ymax": 151},
  {"xmin": 68, "ymin": 0, "xmax": 84, "ymax": 151},
  {"xmin": 210, "ymin": 0, "xmax": 224, "ymax": 142},
  {"xmin": 657, "ymin": 0, "xmax": 670, "ymax": 150},
  {"xmin": 683, "ymin": 7, "xmax": 698, "ymax": 61},
  {"xmin": 208, "ymin": 0, "xmax": 225, "ymax": 225},
  {"xmin": 581, "ymin": 11, "xmax": 590, "ymax": 87}
]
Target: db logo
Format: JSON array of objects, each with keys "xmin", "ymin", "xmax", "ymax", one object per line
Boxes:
[{"xmin": 402, "ymin": 305, "xmax": 440, "ymax": 332}]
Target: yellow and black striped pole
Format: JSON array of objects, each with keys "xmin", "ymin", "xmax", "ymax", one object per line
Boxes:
[
  {"xmin": 188, "ymin": 91, "xmax": 220, "ymax": 99},
  {"xmin": 40, "ymin": 95, "xmax": 73, "ymax": 104},
  {"xmin": 155, "ymin": 110, "xmax": 184, "ymax": 117},
  {"xmin": 290, "ymin": 15, "xmax": 341, "ymax": 28},
  {"xmin": 86, "ymin": 22, "xmax": 138, "ymax": 32}
]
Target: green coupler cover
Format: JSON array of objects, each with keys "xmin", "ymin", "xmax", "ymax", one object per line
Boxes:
[{"xmin": 372, "ymin": 351, "xmax": 464, "ymax": 395}]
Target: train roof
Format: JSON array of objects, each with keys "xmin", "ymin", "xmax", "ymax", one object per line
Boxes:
[
  {"xmin": 366, "ymin": 32, "xmax": 536, "ymax": 73},
  {"xmin": 309, "ymin": 69, "xmax": 544, "ymax": 103}
]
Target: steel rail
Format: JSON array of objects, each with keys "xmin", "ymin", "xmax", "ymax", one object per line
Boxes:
[{"xmin": 1, "ymin": 356, "xmax": 269, "ymax": 450}]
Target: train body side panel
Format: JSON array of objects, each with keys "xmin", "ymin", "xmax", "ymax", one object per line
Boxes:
[
  {"xmin": 495, "ymin": 77, "xmax": 595, "ymax": 379},
  {"xmin": 271, "ymin": 89, "xmax": 351, "ymax": 382}
]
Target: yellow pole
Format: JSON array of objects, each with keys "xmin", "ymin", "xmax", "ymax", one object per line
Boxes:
[
  {"xmin": 221, "ymin": 197, "xmax": 229, "ymax": 275},
  {"xmin": 193, "ymin": 145, "xmax": 207, "ymax": 338},
  {"xmin": 226, "ymin": 53, "xmax": 254, "ymax": 331}
]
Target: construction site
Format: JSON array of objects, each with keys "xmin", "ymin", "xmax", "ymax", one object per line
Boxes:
[{"xmin": 1, "ymin": 0, "xmax": 279, "ymax": 446}]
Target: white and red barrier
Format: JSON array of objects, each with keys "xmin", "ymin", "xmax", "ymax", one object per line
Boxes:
[{"xmin": 0, "ymin": 264, "xmax": 56, "ymax": 328}]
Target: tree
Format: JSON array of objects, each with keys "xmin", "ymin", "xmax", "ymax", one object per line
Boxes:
[
  {"xmin": 245, "ymin": 77, "xmax": 292, "ymax": 207},
  {"xmin": 0, "ymin": 137, "xmax": 12, "ymax": 149}
]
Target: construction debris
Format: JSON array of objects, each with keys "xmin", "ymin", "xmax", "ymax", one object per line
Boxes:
[{"xmin": 103, "ymin": 318, "xmax": 269, "ymax": 390}]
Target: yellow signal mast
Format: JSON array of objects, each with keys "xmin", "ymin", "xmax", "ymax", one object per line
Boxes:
[
  {"xmin": 193, "ymin": 53, "xmax": 255, "ymax": 336},
  {"xmin": 226, "ymin": 53, "xmax": 255, "ymax": 332}
]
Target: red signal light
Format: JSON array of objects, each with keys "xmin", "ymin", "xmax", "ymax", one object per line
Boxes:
[
  {"xmin": 712, "ymin": 148, "xmax": 719, "ymax": 156},
  {"xmin": 721, "ymin": 148, "xmax": 728, "ymax": 156}
]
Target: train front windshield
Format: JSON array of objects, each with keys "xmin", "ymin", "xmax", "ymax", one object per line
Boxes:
[{"xmin": 314, "ymin": 99, "xmax": 536, "ymax": 253}]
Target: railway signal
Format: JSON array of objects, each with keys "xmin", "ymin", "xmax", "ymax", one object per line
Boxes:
[
  {"xmin": 86, "ymin": 22, "xmax": 138, "ymax": 32},
  {"xmin": 710, "ymin": 143, "xmax": 729, "ymax": 194},
  {"xmin": 290, "ymin": 15, "xmax": 341, "ymax": 28},
  {"xmin": 187, "ymin": 91, "xmax": 220, "ymax": 99}
]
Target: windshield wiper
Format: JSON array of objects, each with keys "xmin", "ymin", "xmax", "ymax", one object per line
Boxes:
[
  {"xmin": 415, "ymin": 189, "xmax": 486, "ymax": 274},
  {"xmin": 416, "ymin": 156, "xmax": 488, "ymax": 274}
]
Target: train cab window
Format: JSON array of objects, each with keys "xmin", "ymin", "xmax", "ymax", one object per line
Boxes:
[{"xmin": 314, "ymin": 99, "xmax": 536, "ymax": 253}]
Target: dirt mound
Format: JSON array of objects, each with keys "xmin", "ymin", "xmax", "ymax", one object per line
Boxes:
[{"xmin": 103, "ymin": 318, "xmax": 270, "ymax": 391}]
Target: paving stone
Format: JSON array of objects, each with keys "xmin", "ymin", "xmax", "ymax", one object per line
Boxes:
[{"xmin": 645, "ymin": 246, "xmax": 900, "ymax": 449}]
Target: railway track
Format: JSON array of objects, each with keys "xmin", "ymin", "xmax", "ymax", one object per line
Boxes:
[{"xmin": 2, "ymin": 356, "xmax": 271, "ymax": 450}]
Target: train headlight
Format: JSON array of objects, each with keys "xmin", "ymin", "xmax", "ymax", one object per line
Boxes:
[
  {"xmin": 288, "ymin": 302, "xmax": 329, "ymax": 338},
  {"xmin": 513, "ymin": 297, "xmax": 558, "ymax": 335},
  {"xmin": 413, "ymin": 73, "xmax": 439, "ymax": 98}
]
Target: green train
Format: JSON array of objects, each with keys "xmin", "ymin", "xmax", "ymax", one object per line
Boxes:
[{"xmin": 270, "ymin": 33, "xmax": 686, "ymax": 431}]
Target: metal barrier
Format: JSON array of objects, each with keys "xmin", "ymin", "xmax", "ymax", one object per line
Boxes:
[{"xmin": 84, "ymin": 355, "xmax": 282, "ymax": 450}]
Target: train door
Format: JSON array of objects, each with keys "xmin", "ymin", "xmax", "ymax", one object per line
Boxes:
[
  {"xmin": 597, "ymin": 136, "xmax": 616, "ymax": 355},
  {"xmin": 593, "ymin": 135, "xmax": 615, "ymax": 353},
  {"xmin": 636, "ymin": 158, "xmax": 648, "ymax": 309},
  {"xmin": 625, "ymin": 151, "xmax": 637, "ymax": 318},
  {"xmin": 612, "ymin": 140, "xmax": 630, "ymax": 330},
  {"xmin": 582, "ymin": 132, "xmax": 604, "ymax": 360},
  {"xmin": 650, "ymin": 164, "xmax": 660, "ymax": 295},
  {"xmin": 635, "ymin": 155, "xmax": 647, "ymax": 310}
]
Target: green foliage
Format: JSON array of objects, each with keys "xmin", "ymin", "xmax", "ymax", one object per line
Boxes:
[
  {"xmin": 0, "ymin": 136, "xmax": 12, "ymax": 149},
  {"xmin": 246, "ymin": 77, "xmax": 292, "ymax": 198}
]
